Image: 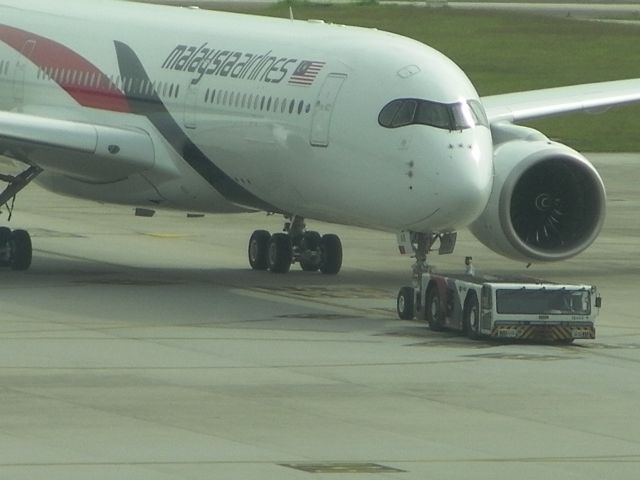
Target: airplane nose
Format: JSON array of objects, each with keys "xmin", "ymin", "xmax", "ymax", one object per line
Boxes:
[
  {"xmin": 431, "ymin": 134, "xmax": 493, "ymax": 229},
  {"xmin": 402, "ymin": 128, "xmax": 493, "ymax": 232}
]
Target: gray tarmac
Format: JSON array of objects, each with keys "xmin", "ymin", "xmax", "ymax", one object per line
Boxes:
[{"xmin": 0, "ymin": 153, "xmax": 639, "ymax": 479}]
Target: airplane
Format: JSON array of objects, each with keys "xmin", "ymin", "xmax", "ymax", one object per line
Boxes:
[{"xmin": 1, "ymin": 0, "xmax": 639, "ymax": 274}]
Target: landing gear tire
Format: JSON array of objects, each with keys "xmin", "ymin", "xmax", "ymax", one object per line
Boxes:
[
  {"xmin": 0, "ymin": 228, "xmax": 32, "ymax": 271},
  {"xmin": 0, "ymin": 227, "xmax": 12, "ymax": 267},
  {"xmin": 319, "ymin": 234, "xmax": 342, "ymax": 275},
  {"xmin": 426, "ymin": 285, "xmax": 445, "ymax": 331},
  {"xmin": 10, "ymin": 230, "xmax": 32, "ymax": 271},
  {"xmin": 250, "ymin": 215, "xmax": 343, "ymax": 275},
  {"xmin": 248, "ymin": 230, "xmax": 271, "ymax": 271},
  {"xmin": 299, "ymin": 231, "xmax": 321, "ymax": 272},
  {"xmin": 268, "ymin": 233, "xmax": 293, "ymax": 273},
  {"xmin": 463, "ymin": 293, "xmax": 480, "ymax": 339},
  {"xmin": 397, "ymin": 286, "xmax": 415, "ymax": 320}
]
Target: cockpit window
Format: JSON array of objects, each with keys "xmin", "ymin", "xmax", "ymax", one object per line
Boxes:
[
  {"xmin": 394, "ymin": 100, "xmax": 417, "ymax": 127},
  {"xmin": 378, "ymin": 99, "xmax": 403, "ymax": 126},
  {"xmin": 379, "ymin": 98, "xmax": 489, "ymax": 130},
  {"xmin": 415, "ymin": 101, "xmax": 451, "ymax": 130},
  {"xmin": 468, "ymin": 99, "xmax": 490, "ymax": 128}
]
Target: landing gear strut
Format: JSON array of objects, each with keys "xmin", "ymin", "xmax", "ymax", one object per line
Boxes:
[
  {"xmin": 397, "ymin": 231, "xmax": 456, "ymax": 280},
  {"xmin": 248, "ymin": 215, "xmax": 343, "ymax": 274}
]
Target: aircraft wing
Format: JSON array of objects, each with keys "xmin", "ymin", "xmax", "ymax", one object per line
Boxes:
[
  {"xmin": 0, "ymin": 110, "xmax": 155, "ymax": 183},
  {"xmin": 482, "ymin": 78, "xmax": 640, "ymax": 124}
]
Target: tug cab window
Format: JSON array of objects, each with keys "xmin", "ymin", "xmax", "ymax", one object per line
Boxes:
[{"xmin": 379, "ymin": 98, "xmax": 489, "ymax": 130}]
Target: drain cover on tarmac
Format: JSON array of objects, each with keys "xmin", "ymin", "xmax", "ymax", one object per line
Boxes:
[{"xmin": 280, "ymin": 462, "xmax": 405, "ymax": 473}]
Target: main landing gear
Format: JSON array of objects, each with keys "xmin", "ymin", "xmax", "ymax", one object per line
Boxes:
[
  {"xmin": 0, "ymin": 165, "xmax": 41, "ymax": 272},
  {"xmin": 248, "ymin": 216, "xmax": 343, "ymax": 274}
]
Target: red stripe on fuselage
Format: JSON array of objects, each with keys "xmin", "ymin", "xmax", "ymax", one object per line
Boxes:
[{"xmin": 0, "ymin": 24, "xmax": 130, "ymax": 113}]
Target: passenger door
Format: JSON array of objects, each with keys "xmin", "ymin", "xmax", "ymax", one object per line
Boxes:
[
  {"xmin": 310, "ymin": 73, "xmax": 346, "ymax": 147},
  {"xmin": 184, "ymin": 82, "xmax": 199, "ymax": 129}
]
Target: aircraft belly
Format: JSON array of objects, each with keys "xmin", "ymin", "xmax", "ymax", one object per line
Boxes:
[
  {"xmin": 35, "ymin": 171, "xmax": 162, "ymax": 206},
  {"xmin": 35, "ymin": 169, "xmax": 251, "ymax": 214}
]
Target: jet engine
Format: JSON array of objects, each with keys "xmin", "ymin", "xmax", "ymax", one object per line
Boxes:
[{"xmin": 469, "ymin": 124, "xmax": 606, "ymax": 262}]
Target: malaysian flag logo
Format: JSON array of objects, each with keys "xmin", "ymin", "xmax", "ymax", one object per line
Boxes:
[{"xmin": 288, "ymin": 60, "xmax": 325, "ymax": 86}]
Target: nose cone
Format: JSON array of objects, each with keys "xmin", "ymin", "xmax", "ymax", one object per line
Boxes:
[
  {"xmin": 410, "ymin": 129, "xmax": 493, "ymax": 232},
  {"xmin": 441, "ymin": 132, "xmax": 493, "ymax": 226}
]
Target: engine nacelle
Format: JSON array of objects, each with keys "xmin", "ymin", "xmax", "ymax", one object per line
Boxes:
[{"xmin": 469, "ymin": 124, "xmax": 606, "ymax": 262}]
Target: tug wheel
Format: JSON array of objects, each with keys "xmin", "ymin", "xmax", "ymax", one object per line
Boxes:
[{"xmin": 396, "ymin": 286, "xmax": 415, "ymax": 320}]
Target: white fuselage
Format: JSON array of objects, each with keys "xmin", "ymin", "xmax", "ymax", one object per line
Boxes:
[{"xmin": 0, "ymin": 0, "xmax": 493, "ymax": 233}]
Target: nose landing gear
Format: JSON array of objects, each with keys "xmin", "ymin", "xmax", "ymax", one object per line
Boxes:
[
  {"xmin": 395, "ymin": 231, "xmax": 457, "ymax": 321},
  {"xmin": 248, "ymin": 216, "xmax": 343, "ymax": 274}
]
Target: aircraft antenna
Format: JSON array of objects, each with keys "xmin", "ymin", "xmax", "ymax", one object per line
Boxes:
[{"xmin": 289, "ymin": 6, "xmax": 294, "ymax": 21}]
